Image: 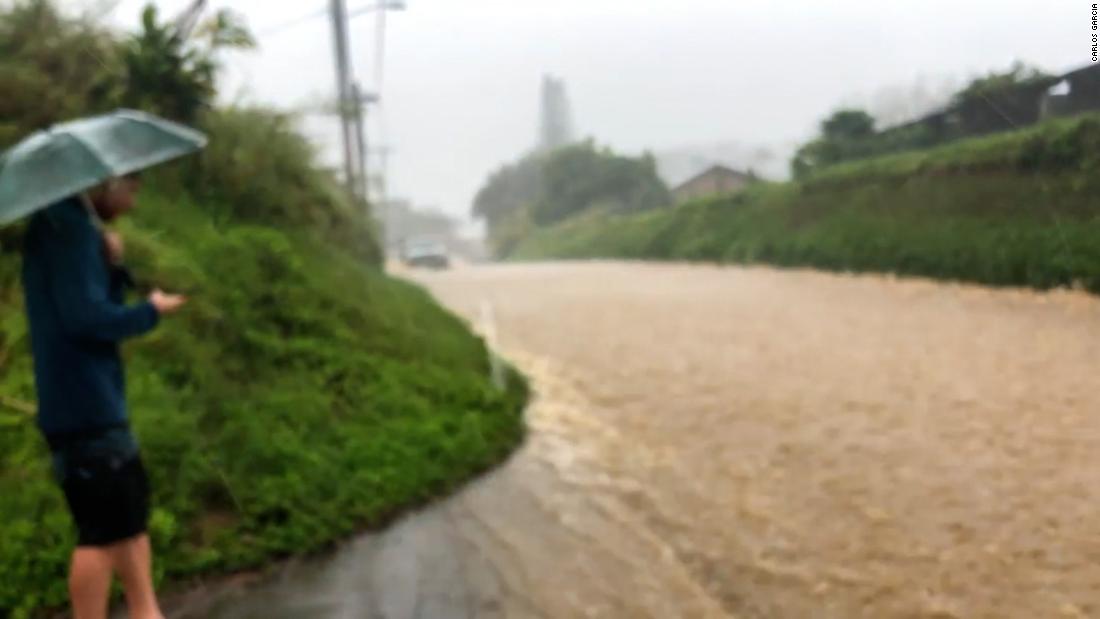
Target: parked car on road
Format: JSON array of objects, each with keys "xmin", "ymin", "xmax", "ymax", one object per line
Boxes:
[{"xmin": 401, "ymin": 237, "xmax": 451, "ymax": 269}]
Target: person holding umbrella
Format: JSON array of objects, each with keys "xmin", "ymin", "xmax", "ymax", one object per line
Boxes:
[{"xmin": 2, "ymin": 110, "xmax": 205, "ymax": 619}]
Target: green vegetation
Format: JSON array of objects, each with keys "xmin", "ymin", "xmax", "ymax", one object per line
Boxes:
[
  {"xmin": 0, "ymin": 0, "xmax": 119, "ymax": 147},
  {"xmin": 791, "ymin": 109, "xmax": 878, "ymax": 179},
  {"xmin": 0, "ymin": 189, "xmax": 528, "ymax": 617},
  {"xmin": 804, "ymin": 111, "xmax": 1100, "ymax": 187},
  {"xmin": 952, "ymin": 61, "xmax": 1054, "ymax": 108},
  {"xmin": 513, "ymin": 113, "xmax": 1100, "ymax": 294},
  {"xmin": 121, "ymin": 4, "xmax": 255, "ymax": 123},
  {"xmin": 473, "ymin": 141, "xmax": 671, "ymax": 257},
  {"xmin": 792, "ymin": 62, "xmax": 1062, "ymax": 178},
  {"xmin": 0, "ymin": 2, "xmax": 528, "ymax": 616},
  {"xmin": 529, "ymin": 142, "xmax": 669, "ymax": 226}
]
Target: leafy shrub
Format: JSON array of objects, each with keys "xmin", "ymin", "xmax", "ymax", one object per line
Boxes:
[{"xmin": 0, "ymin": 0, "xmax": 122, "ymax": 149}]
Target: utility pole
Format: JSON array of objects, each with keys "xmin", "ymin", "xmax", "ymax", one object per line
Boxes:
[
  {"xmin": 374, "ymin": 146, "xmax": 392, "ymax": 209},
  {"xmin": 351, "ymin": 84, "xmax": 380, "ymax": 206},
  {"xmin": 329, "ymin": 0, "xmax": 358, "ymax": 197},
  {"xmin": 171, "ymin": 0, "xmax": 207, "ymax": 40},
  {"xmin": 372, "ymin": 145, "xmax": 393, "ymax": 248},
  {"xmin": 351, "ymin": 82, "xmax": 368, "ymax": 202},
  {"xmin": 328, "ymin": 0, "xmax": 405, "ymax": 203},
  {"xmin": 372, "ymin": 0, "xmax": 394, "ymax": 248}
]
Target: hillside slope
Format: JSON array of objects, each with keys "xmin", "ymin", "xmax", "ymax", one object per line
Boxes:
[
  {"xmin": 513, "ymin": 113, "xmax": 1100, "ymax": 293},
  {"xmin": 0, "ymin": 189, "xmax": 528, "ymax": 616}
]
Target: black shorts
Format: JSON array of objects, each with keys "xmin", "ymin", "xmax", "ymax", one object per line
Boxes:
[{"xmin": 51, "ymin": 430, "xmax": 150, "ymax": 547}]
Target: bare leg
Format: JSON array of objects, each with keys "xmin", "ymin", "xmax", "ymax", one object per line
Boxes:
[
  {"xmin": 108, "ymin": 534, "xmax": 164, "ymax": 619},
  {"xmin": 70, "ymin": 547, "xmax": 114, "ymax": 619}
]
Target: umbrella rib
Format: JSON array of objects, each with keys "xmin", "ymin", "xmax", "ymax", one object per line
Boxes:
[
  {"xmin": 59, "ymin": 131, "xmax": 116, "ymax": 181},
  {"xmin": 0, "ymin": 131, "xmax": 114, "ymax": 226}
]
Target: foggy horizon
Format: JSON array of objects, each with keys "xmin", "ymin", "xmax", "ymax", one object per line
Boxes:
[{"xmin": 85, "ymin": 0, "xmax": 1088, "ymax": 229}]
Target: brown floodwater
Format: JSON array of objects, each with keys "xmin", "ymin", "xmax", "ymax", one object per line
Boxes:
[{"xmin": 170, "ymin": 261, "xmax": 1100, "ymax": 619}]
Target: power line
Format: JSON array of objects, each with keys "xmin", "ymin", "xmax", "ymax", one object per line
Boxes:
[
  {"xmin": 256, "ymin": 1, "xmax": 401, "ymax": 211},
  {"xmin": 257, "ymin": 2, "xmax": 389, "ymax": 39},
  {"xmin": 256, "ymin": 7, "xmax": 329, "ymax": 38}
]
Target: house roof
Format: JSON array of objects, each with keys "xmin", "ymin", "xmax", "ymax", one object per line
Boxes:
[
  {"xmin": 1060, "ymin": 63, "xmax": 1100, "ymax": 82},
  {"xmin": 673, "ymin": 165, "xmax": 754, "ymax": 192},
  {"xmin": 878, "ymin": 63, "xmax": 1098, "ymax": 134}
]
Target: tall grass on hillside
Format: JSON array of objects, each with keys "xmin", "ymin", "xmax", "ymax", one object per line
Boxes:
[
  {"xmin": 0, "ymin": 191, "xmax": 528, "ymax": 616},
  {"xmin": 0, "ymin": 3, "xmax": 524, "ymax": 616},
  {"xmin": 512, "ymin": 114, "xmax": 1100, "ymax": 294}
]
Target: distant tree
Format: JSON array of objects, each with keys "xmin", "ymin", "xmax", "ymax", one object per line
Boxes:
[
  {"xmin": 194, "ymin": 9, "xmax": 256, "ymax": 50},
  {"xmin": 821, "ymin": 109, "xmax": 875, "ymax": 141},
  {"xmin": 471, "ymin": 154, "xmax": 544, "ymax": 258},
  {"xmin": 0, "ymin": 0, "xmax": 123, "ymax": 147},
  {"xmin": 121, "ymin": 4, "xmax": 255, "ymax": 123},
  {"xmin": 472, "ymin": 154, "xmax": 544, "ymax": 224},
  {"xmin": 949, "ymin": 61, "xmax": 1057, "ymax": 134},
  {"xmin": 472, "ymin": 142, "xmax": 671, "ymax": 256},
  {"xmin": 790, "ymin": 62, "xmax": 1060, "ymax": 178},
  {"xmin": 791, "ymin": 109, "xmax": 877, "ymax": 179},
  {"xmin": 953, "ymin": 61, "xmax": 1054, "ymax": 106},
  {"xmin": 531, "ymin": 141, "xmax": 670, "ymax": 226}
]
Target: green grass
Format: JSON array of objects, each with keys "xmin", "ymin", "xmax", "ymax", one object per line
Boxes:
[
  {"xmin": 807, "ymin": 112, "xmax": 1100, "ymax": 187},
  {"xmin": 512, "ymin": 113, "xmax": 1100, "ymax": 293},
  {"xmin": 0, "ymin": 189, "xmax": 528, "ymax": 617}
]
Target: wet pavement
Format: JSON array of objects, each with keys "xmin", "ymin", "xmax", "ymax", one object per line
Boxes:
[{"xmin": 167, "ymin": 262, "xmax": 1100, "ymax": 619}]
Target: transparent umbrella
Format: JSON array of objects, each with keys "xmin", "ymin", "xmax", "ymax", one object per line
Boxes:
[{"xmin": 0, "ymin": 109, "xmax": 207, "ymax": 226}]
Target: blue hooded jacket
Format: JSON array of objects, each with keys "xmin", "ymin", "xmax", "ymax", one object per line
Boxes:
[{"xmin": 21, "ymin": 197, "xmax": 159, "ymax": 442}]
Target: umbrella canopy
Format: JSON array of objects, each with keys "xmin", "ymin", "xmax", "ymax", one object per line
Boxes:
[{"xmin": 0, "ymin": 109, "xmax": 207, "ymax": 225}]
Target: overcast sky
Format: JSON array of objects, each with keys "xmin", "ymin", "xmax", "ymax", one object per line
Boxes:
[{"xmin": 89, "ymin": 0, "xmax": 1087, "ymax": 228}]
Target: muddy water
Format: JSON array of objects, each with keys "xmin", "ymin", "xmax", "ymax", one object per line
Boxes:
[{"xmin": 177, "ymin": 262, "xmax": 1100, "ymax": 619}]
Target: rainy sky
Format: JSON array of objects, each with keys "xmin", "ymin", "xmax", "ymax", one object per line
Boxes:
[{"xmin": 80, "ymin": 0, "xmax": 1087, "ymax": 230}]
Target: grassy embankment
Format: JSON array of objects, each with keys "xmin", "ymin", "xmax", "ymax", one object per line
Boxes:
[
  {"xmin": 0, "ymin": 135, "xmax": 527, "ymax": 619},
  {"xmin": 0, "ymin": 2, "xmax": 527, "ymax": 615},
  {"xmin": 513, "ymin": 113, "xmax": 1100, "ymax": 293},
  {"xmin": 0, "ymin": 185, "xmax": 528, "ymax": 616}
]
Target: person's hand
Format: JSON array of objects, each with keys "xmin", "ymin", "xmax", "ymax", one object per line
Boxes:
[
  {"xmin": 103, "ymin": 230, "xmax": 124, "ymax": 264},
  {"xmin": 148, "ymin": 289, "xmax": 187, "ymax": 316}
]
